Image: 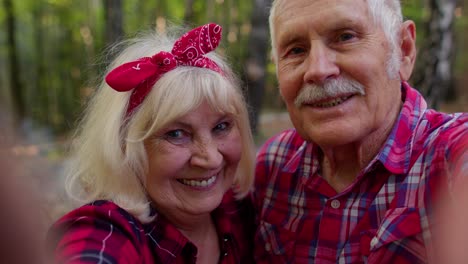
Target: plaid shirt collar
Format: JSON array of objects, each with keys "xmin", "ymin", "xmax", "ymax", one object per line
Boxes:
[
  {"xmin": 147, "ymin": 189, "xmax": 242, "ymax": 259},
  {"xmin": 281, "ymin": 82, "xmax": 426, "ymax": 176}
]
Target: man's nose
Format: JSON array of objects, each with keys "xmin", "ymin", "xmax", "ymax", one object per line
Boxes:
[
  {"xmin": 303, "ymin": 42, "xmax": 339, "ymax": 85},
  {"xmin": 190, "ymin": 139, "xmax": 223, "ymax": 169}
]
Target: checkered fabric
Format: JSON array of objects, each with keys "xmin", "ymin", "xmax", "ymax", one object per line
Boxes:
[
  {"xmin": 254, "ymin": 82, "xmax": 468, "ymax": 263},
  {"xmin": 48, "ymin": 190, "xmax": 255, "ymax": 263}
]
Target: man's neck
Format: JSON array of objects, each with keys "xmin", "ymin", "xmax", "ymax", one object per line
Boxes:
[
  {"xmin": 320, "ymin": 146, "xmax": 367, "ymax": 193},
  {"xmin": 319, "ymin": 125, "xmax": 394, "ymax": 193},
  {"xmin": 318, "ymin": 98, "xmax": 402, "ymax": 193}
]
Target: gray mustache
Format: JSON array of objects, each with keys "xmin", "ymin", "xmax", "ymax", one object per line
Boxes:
[{"xmin": 294, "ymin": 77, "xmax": 366, "ymax": 107}]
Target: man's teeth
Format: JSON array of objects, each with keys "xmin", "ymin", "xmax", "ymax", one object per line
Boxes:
[
  {"xmin": 180, "ymin": 175, "xmax": 216, "ymax": 187},
  {"xmin": 313, "ymin": 96, "xmax": 350, "ymax": 108}
]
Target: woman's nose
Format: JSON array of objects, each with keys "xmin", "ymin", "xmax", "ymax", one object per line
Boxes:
[{"xmin": 190, "ymin": 139, "xmax": 223, "ymax": 169}]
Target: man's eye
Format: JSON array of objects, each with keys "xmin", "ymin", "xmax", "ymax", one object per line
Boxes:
[
  {"xmin": 289, "ymin": 47, "xmax": 305, "ymax": 55},
  {"xmin": 338, "ymin": 33, "xmax": 355, "ymax": 42}
]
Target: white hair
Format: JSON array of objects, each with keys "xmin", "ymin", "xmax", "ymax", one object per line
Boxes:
[
  {"xmin": 65, "ymin": 26, "xmax": 255, "ymax": 223},
  {"xmin": 269, "ymin": 0, "xmax": 404, "ymax": 78},
  {"xmin": 367, "ymin": 0, "xmax": 403, "ymax": 78}
]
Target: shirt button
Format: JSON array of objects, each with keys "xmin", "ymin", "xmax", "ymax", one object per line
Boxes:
[
  {"xmin": 265, "ymin": 243, "xmax": 271, "ymax": 252},
  {"xmin": 331, "ymin": 199, "xmax": 341, "ymax": 209},
  {"xmin": 370, "ymin": 237, "xmax": 378, "ymax": 248}
]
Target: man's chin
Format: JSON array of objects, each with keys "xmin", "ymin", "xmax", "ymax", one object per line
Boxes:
[{"xmin": 297, "ymin": 125, "xmax": 361, "ymax": 148}]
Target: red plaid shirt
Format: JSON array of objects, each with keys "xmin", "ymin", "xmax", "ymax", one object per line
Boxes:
[
  {"xmin": 48, "ymin": 190, "xmax": 255, "ymax": 263},
  {"xmin": 253, "ymin": 82, "xmax": 468, "ymax": 264}
]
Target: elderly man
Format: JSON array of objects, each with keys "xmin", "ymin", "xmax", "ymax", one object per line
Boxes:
[{"xmin": 253, "ymin": 0, "xmax": 468, "ymax": 263}]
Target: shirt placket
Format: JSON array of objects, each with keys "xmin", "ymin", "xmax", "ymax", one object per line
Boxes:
[
  {"xmin": 300, "ymin": 171, "xmax": 342, "ymax": 262},
  {"xmin": 220, "ymin": 234, "xmax": 231, "ymax": 262},
  {"xmin": 316, "ymin": 195, "xmax": 346, "ymax": 262}
]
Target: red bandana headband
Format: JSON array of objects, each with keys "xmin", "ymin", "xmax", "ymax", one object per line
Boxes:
[{"xmin": 105, "ymin": 23, "xmax": 223, "ymax": 115}]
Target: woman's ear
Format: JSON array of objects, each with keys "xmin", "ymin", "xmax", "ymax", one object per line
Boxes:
[{"xmin": 398, "ymin": 20, "xmax": 417, "ymax": 81}]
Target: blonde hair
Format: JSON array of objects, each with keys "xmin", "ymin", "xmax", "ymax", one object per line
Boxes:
[{"xmin": 65, "ymin": 26, "xmax": 255, "ymax": 223}]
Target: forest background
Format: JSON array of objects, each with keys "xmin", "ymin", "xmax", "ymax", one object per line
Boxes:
[{"xmin": 1, "ymin": 0, "xmax": 467, "ymax": 231}]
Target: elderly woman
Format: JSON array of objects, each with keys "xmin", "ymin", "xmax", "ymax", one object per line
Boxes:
[{"xmin": 47, "ymin": 23, "xmax": 256, "ymax": 263}]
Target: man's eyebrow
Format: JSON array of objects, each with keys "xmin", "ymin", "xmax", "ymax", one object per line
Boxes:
[
  {"xmin": 277, "ymin": 17, "xmax": 365, "ymax": 42},
  {"xmin": 327, "ymin": 16, "xmax": 368, "ymax": 31},
  {"xmin": 277, "ymin": 33, "xmax": 304, "ymax": 49}
]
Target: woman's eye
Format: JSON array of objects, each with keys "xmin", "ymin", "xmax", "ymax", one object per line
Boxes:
[
  {"xmin": 166, "ymin": 130, "xmax": 183, "ymax": 138},
  {"xmin": 213, "ymin": 121, "xmax": 232, "ymax": 133},
  {"xmin": 164, "ymin": 129, "xmax": 190, "ymax": 145}
]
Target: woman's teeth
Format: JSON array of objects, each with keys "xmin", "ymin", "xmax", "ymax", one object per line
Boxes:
[
  {"xmin": 179, "ymin": 175, "xmax": 216, "ymax": 187},
  {"xmin": 313, "ymin": 96, "xmax": 351, "ymax": 108}
]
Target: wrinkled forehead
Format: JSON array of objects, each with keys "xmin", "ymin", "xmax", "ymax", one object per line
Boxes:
[
  {"xmin": 273, "ymin": 0, "xmax": 372, "ymax": 39},
  {"xmin": 272, "ymin": 0, "xmax": 373, "ymax": 23}
]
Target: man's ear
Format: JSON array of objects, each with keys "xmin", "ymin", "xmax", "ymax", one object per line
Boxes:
[{"xmin": 399, "ymin": 20, "xmax": 417, "ymax": 81}]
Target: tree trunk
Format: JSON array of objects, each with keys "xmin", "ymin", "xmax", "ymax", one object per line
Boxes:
[
  {"xmin": 33, "ymin": 3, "xmax": 49, "ymax": 125},
  {"xmin": 206, "ymin": 0, "xmax": 215, "ymax": 22},
  {"xmin": 4, "ymin": 0, "xmax": 24, "ymax": 125},
  {"xmin": 104, "ymin": 0, "xmax": 124, "ymax": 46},
  {"xmin": 413, "ymin": 0, "xmax": 457, "ymax": 109},
  {"xmin": 184, "ymin": 0, "xmax": 195, "ymax": 24},
  {"xmin": 244, "ymin": 0, "xmax": 270, "ymax": 134}
]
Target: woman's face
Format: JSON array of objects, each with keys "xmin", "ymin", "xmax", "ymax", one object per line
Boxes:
[{"xmin": 144, "ymin": 101, "xmax": 242, "ymax": 221}]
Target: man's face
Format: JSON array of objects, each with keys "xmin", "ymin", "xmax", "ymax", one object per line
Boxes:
[{"xmin": 273, "ymin": 0, "xmax": 407, "ymax": 147}]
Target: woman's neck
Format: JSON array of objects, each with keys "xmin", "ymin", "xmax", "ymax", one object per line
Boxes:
[{"xmin": 175, "ymin": 214, "xmax": 220, "ymax": 263}]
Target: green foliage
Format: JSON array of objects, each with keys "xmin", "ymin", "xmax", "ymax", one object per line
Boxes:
[
  {"xmin": 0, "ymin": 0, "xmax": 255, "ymax": 134},
  {"xmin": 453, "ymin": 7, "xmax": 468, "ymax": 75},
  {"xmin": 402, "ymin": 0, "xmax": 427, "ymax": 50},
  {"xmin": 1, "ymin": 0, "xmax": 467, "ymax": 135}
]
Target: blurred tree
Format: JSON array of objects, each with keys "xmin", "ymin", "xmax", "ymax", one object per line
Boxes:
[
  {"xmin": 206, "ymin": 0, "xmax": 215, "ymax": 21},
  {"xmin": 244, "ymin": 0, "xmax": 270, "ymax": 134},
  {"xmin": 1, "ymin": 0, "xmax": 465, "ymax": 138},
  {"xmin": 32, "ymin": 2, "xmax": 48, "ymax": 125},
  {"xmin": 104, "ymin": 0, "xmax": 123, "ymax": 46},
  {"xmin": 4, "ymin": 0, "xmax": 24, "ymax": 127},
  {"xmin": 184, "ymin": 0, "xmax": 195, "ymax": 23},
  {"xmin": 413, "ymin": 0, "xmax": 457, "ymax": 109}
]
